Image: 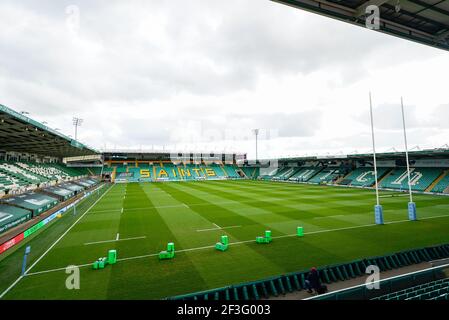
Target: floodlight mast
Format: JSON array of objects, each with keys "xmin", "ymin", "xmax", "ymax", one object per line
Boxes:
[
  {"xmin": 72, "ymin": 117, "xmax": 83, "ymax": 141},
  {"xmin": 253, "ymin": 129, "xmax": 259, "ymax": 163}
]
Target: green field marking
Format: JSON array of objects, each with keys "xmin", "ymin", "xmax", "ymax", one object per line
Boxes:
[
  {"xmin": 0, "ymin": 183, "xmax": 114, "ymax": 299},
  {"xmin": 1, "ymin": 180, "xmax": 449, "ymax": 299},
  {"xmin": 104, "ymin": 183, "xmax": 208, "ymax": 299}
]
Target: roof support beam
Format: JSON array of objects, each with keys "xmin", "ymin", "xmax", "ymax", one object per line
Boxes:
[{"xmin": 435, "ymin": 29, "xmax": 449, "ymax": 42}]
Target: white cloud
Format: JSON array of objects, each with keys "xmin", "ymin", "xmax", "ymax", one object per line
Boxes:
[{"xmin": 0, "ymin": 0, "xmax": 448, "ymax": 159}]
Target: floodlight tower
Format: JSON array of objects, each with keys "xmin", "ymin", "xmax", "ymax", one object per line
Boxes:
[
  {"xmin": 72, "ymin": 117, "xmax": 83, "ymax": 141},
  {"xmin": 401, "ymin": 97, "xmax": 417, "ymax": 221},
  {"xmin": 253, "ymin": 129, "xmax": 259, "ymax": 163},
  {"xmin": 369, "ymin": 92, "xmax": 383, "ymax": 225}
]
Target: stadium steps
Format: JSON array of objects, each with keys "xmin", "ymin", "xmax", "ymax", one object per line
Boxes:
[
  {"xmin": 220, "ymin": 164, "xmax": 229, "ymax": 177},
  {"xmin": 376, "ymin": 168, "xmax": 393, "ymax": 186},
  {"xmin": 426, "ymin": 170, "xmax": 448, "ymax": 192},
  {"xmin": 168, "ymin": 243, "xmax": 449, "ymax": 301},
  {"xmin": 372, "ymin": 278, "xmax": 449, "ymax": 300},
  {"xmin": 334, "ymin": 171, "xmax": 352, "ymax": 184}
]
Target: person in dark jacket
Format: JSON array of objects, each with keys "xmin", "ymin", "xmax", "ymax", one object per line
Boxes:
[{"xmin": 305, "ymin": 267, "xmax": 321, "ymax": 294}]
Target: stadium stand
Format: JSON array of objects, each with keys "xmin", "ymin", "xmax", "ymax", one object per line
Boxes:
[
  {"xmin": 0, "ymin": 192, "xmax": 58, "ymax": 217},
  {"xmin": 109, "ymin": 162, "xmax": 241, "ymax": 182},
  {"xmin": 59, "ymin": 182, "xmax": 85, "ymax": 194},
  {"xmin": 430, "ymin": 170, "xmax": 449, "ymax": 193},
  {"xmin": 342, "ymin": 167, "xmax": 391, "ymax": 187},
  {"xmin": 16, "ymin": 162, "xmax": 71, "ymax": 181},
  {"xmin": 272, "ymin": 167, "xmax": 299, "ymax": 181},
  {"xmin": 40, "ymin": 185, "xmax": 75, "ymax": 201},
  {"xmin": 288, "ymin": 167, "xmax": 323, "ymax": 182},
  {"xmin": 0, "ymin": 204, "xmax": 32, "ymax": 234},
  {"xmin": 372, "ymin": 278, "xmax": 449, "ymax": 300},
  {"xmin": 240, "ymin": 167, "xmax": 260, "ymax": 179},
  {"xmin": 0, "ymin": 162, "xmax": 90, "ymax": 196},
  {"xmin": 379, "ymin": 167, "xmax": 443, "ymax": 191},
  {"xmin": 308, "ymin": 168, "xmax": 342, "ymax": 184},
  {"xmin": 171, "ymin": 243, "xmax": 449, "ymax": 301}
]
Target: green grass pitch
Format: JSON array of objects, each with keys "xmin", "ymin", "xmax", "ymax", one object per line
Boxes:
[{"xmin": 1, "ymin": 180, "xmax": 449, "ymax": 299}]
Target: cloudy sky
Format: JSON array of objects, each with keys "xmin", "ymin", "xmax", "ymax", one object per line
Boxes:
[{"xmin": 1, "ymin": 0, "xmax": 448, "ymax": 159}]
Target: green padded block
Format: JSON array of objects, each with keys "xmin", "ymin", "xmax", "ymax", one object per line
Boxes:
[
  {"xmin": 233, "ymin": 287, "xmax": 239, "ymax": 300},
  {"xmin": 328, "ymin": 268, "xmax": 337, "ymax": 283},
  {"xmin": 359, "ymin": 260, "xmax": 368, "ymax": 271},
  {"xmin": 410, "ymin": 251, "xmax": 420, "ymax": 264},
  {"xmin": 252, "ymin": 285, "xmax": 260, "ymax": 300},
  {"xmin": 438, "ymin": 245, "xmax": 447, "ymax": 256},
  {"xmin": 422, "ymin": 249, "xmax": 432, "ymax": 261},
  {"xmin": 340, "ymin": 265, "xmax": 350, "ymax": 280},
  {"xmin": 402, "ymin": 253, "xmax": 412, "ymax": 265},
  {"xmin": 269, "ymin": 280, "xmax": 278, "ymax": 297},
  {"xmin": 260, "ymin": 282, "xmax": 269, "ymax": 298},
  {"xmin": 256, "ymin": 236, "xmax": 270, "ymax": 244},
  {"xmin": 242, "ymin": 286, "xmax": 249, "ymax": 300},
  {"xmin": 277, "ymin": 278, "xmax": 286, "ymax": 295},
  {"xmin": 215, "ymin": 242, "xmax": 228, "ymax": 251},
  {"xmin": 437, "ymin": 246, "xmax": 447, "ymax": 257},
  {"xmin": 99, "ymin": 258, "xmax": 106, "ymax": 269},
  {"xmin": 323, "ymin": 269, "xmax": 331, "ymax": 284},
  {"xmin": 221, "ymin": 235, "xmax": 229, "ymax": 245},
  {"xmin": 285, "ymin": 276, "xmax": 293, "ymax": 293},
  {"xmin": 167, "ymin": 242, "xmax": 175, "ymax": 252},
  {"xmin": 406, "ymin": 251, "xmax": 416, "ymax": 264},
  {"xmin": 347, "ymin": 263, "xmax": 356, "ymax": 278},
  {"xmin": 375, "ymin": 258, "xmax": 386, "ymax": 271},
  {"xmin": 299, "ymin": 273, "xmax": 306, "ymax": 288},
  {"xmin": 432, "ymin": 247, "xmax": 441, "ymax": 259},
  {"xmin": 393, "ymin": 254, "xmax": 403, "ymax": 267},
  {"xmin": 297, "ymin": 226, "xmax": 304, "ymax": 237},
  {"xmin": 382, "ymin": 257, "xmax": 391, "ymax": 270},
  {"xmin": 159, "ymin": 250, "xmax": 174, "ymax": 260},
  {"xmin": 265, "ymin": 230, "xmax": 271, "ymax": 239},
  {"xmin": 92, "ymin": 261, "xmax": 99, "ymax": 270},
  {"xmin": 108, "ymin": 249, "xmax": 117, "ymax": 265},
  {"xmin": 353, "ymin": 262, "xmax": 362, "ymax": 276},
  {"xmin": 293, "ymin": 274, "xmax": 301, "ymax": 290},
  {"xmin": 334, "ymin": 266, "xmax": 344, "ymax": 281},
  {"xmin": 387, "ymin": 256, "xmax": 397, "ymax": 269}
]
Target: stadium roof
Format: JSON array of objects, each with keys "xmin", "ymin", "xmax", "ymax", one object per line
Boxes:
[
  {"xmin": 0, "ymin": 104, "xmax": 99, "ymax": 158},
  {"xmin": 273, "ymin": 0, "xmax": 449, "ymax": 51},
  {"xmin": 275, "ymin": 147, "xmax": 449, "ymax": 162}
]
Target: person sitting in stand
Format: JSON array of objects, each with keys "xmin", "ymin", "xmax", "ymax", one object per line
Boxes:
[{"xmin": 305, "ymin": 267, "xmax": 321, "ymax": 294}]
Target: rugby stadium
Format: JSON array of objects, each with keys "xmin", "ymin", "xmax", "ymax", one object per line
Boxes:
[
  {"xmin": 1, "ymin": 102, "xmax": 449, "ymax": 301},
  {"xmin": 1, "ymin": 0, "xmax": 449, "ymax": 306}
]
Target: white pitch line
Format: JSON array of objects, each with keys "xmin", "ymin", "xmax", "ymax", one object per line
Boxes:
[
  {"xmin": 183, "ymin": 204, "xmax": 189, "ymax": 209},
  {"xmin": 121, "ymin": 208, "xmax": 123, "ymax": 214},
  {"xmin": 196, "ymin": 225, "xmax": 241, "ymax": 232},
  {"xmin": 84, "ymin": 236, "xmax": 146, "ymax": 246},
  {"xmin": 0, "ymin": 184, "xmax": 114, "ymax": 300},
  {"xmin": 17, "ymin": 214, "xmax": 449, "ymax": 280},
  {"xmin": 116, "ymin": 233, "xmax": 120, "ymax": 241},
  {"xmin": 213, "ymin": 223, "xmax": 221, "ymax": 229}
]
